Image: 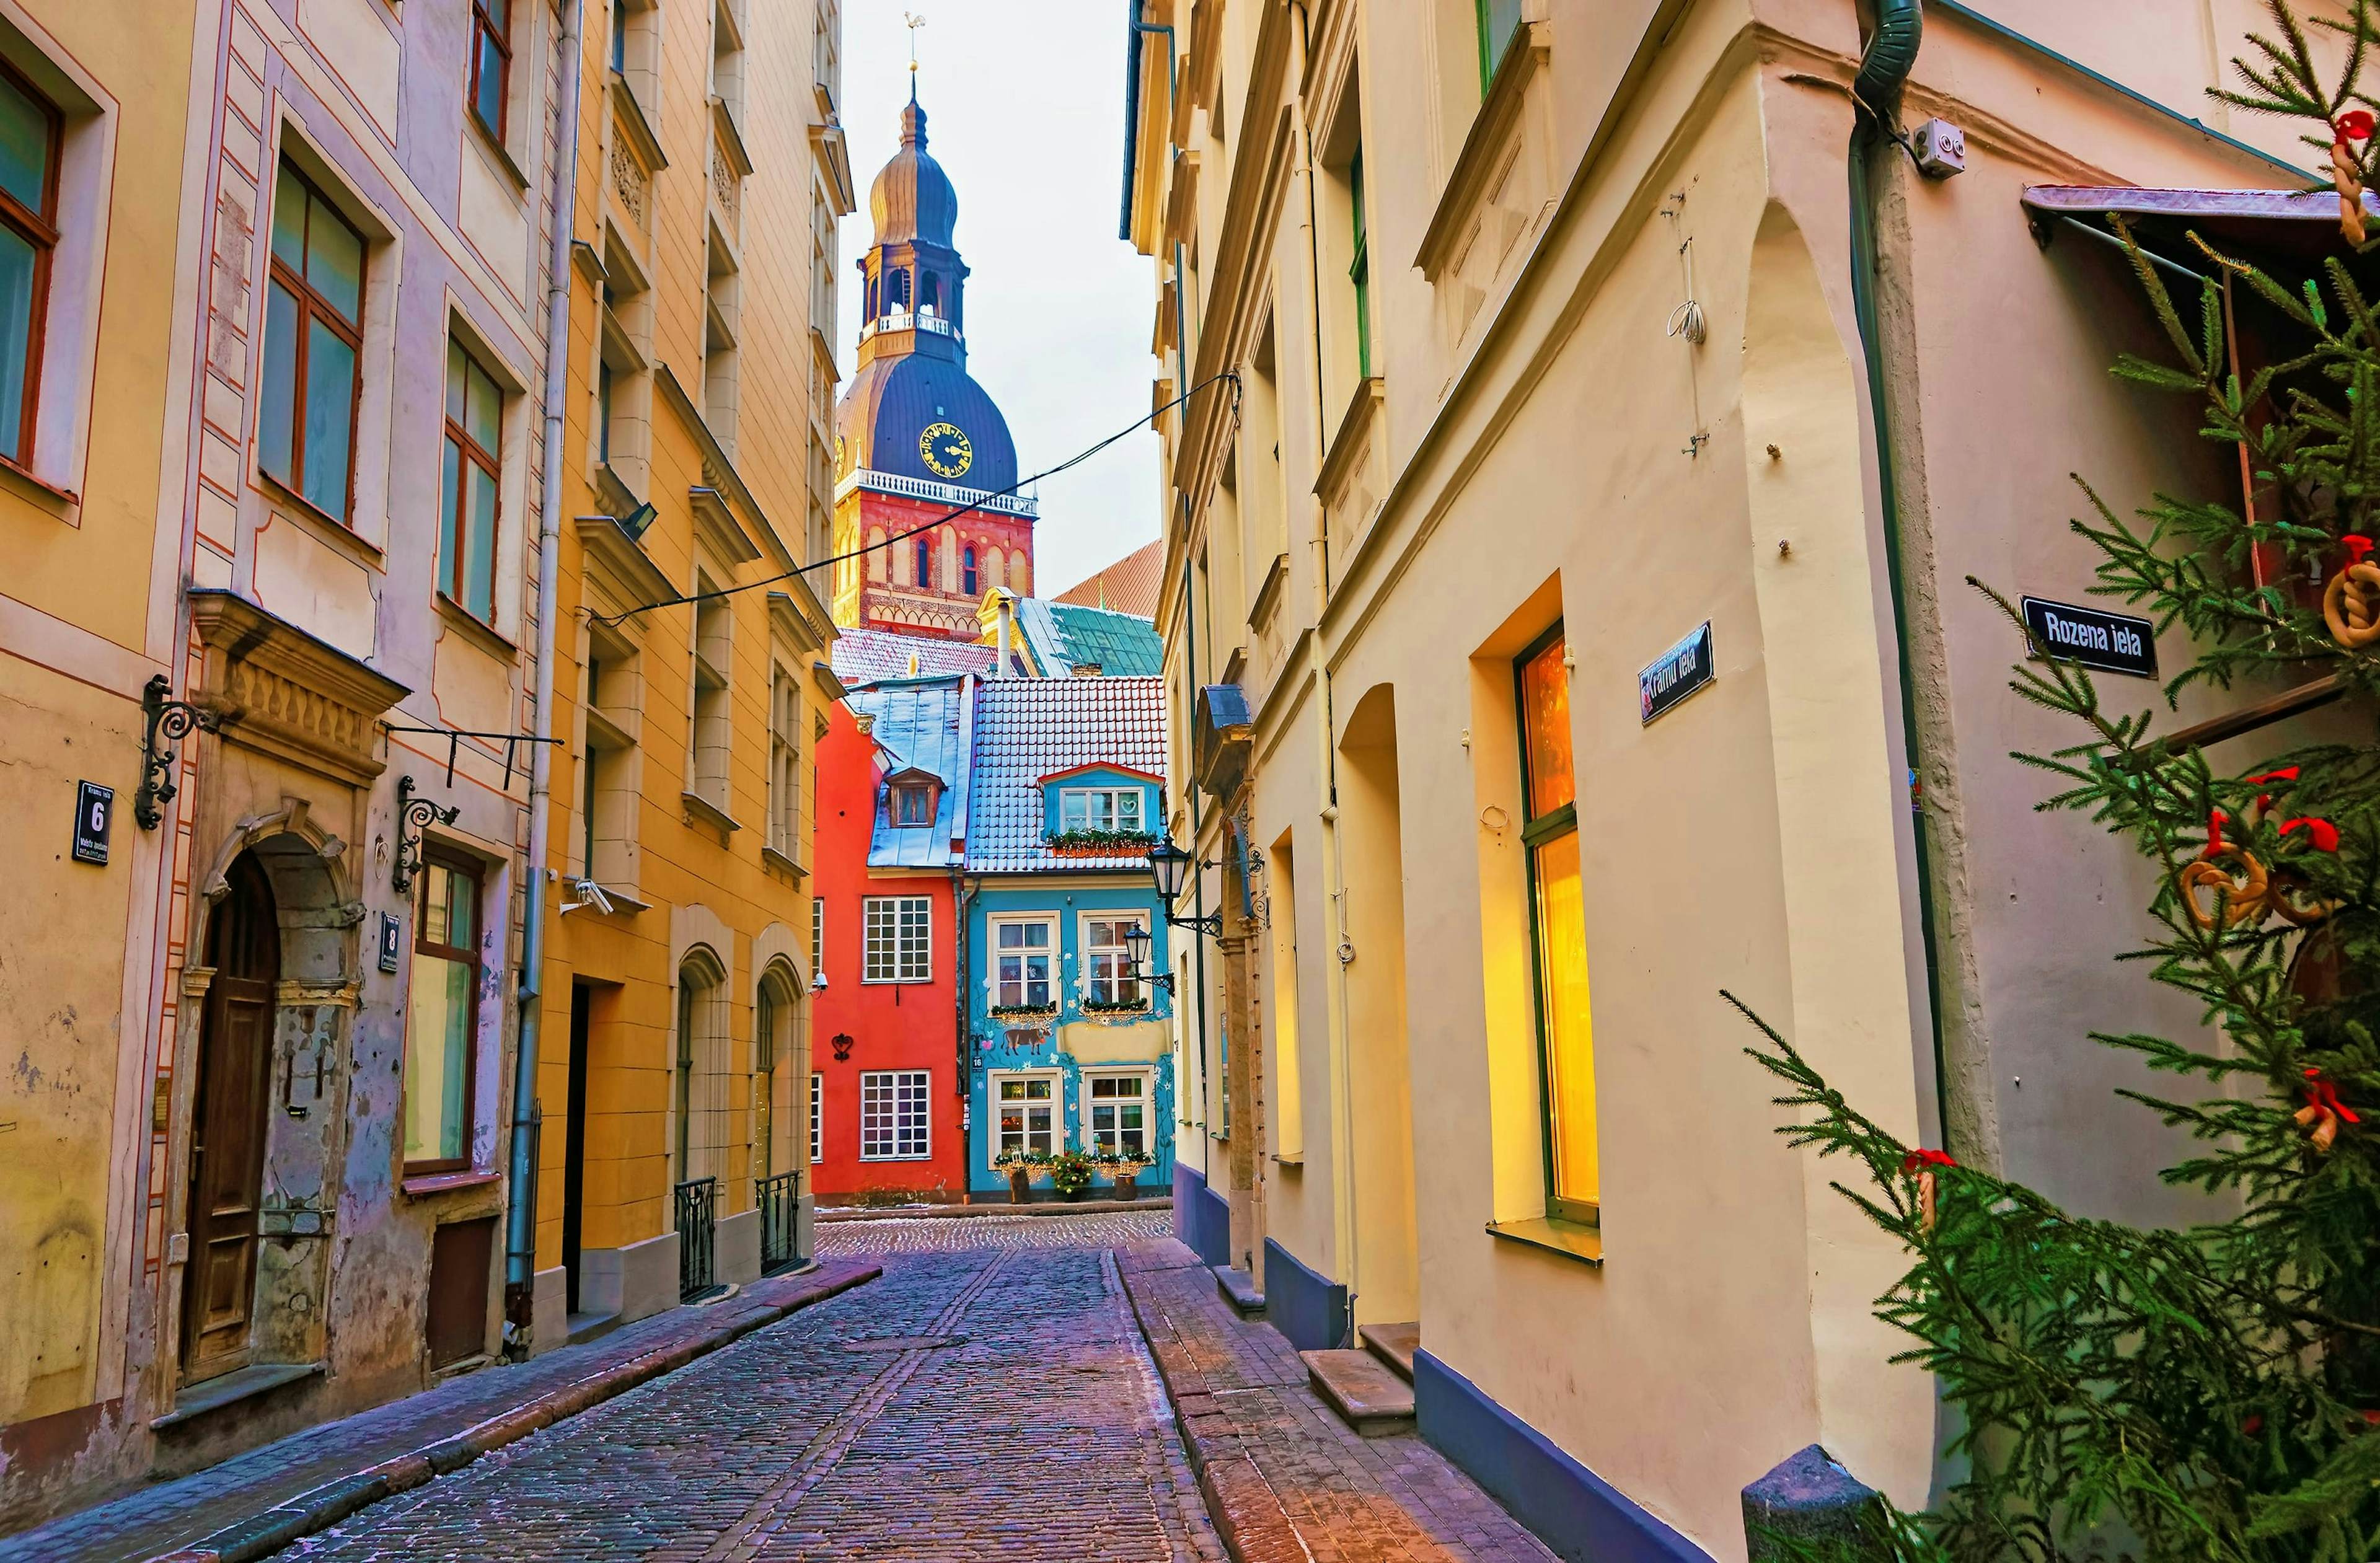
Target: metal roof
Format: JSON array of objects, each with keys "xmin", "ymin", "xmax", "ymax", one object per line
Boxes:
[
  {"xmin": 1052, "ymin": 537, "xmax": 1164, "ymax": 617},
  {"xmin": 848, "ymin": 676, "xmax": 970, "ymax": 869},
  {"xmin": 964, "ymin": 677, "xmax": 1167, "ymax": 873},
  {"xmin": 1013, "ymin": 598, "xmax": 1162, "ymax": 677},
  {"xmin": 870, "ymin": 97, "xmax": 958, "ymax": 249}
]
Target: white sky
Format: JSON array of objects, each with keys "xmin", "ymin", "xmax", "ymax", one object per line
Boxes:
[{"xmin": 833, "ymin": 2, "xmax": 1161, "ymax": 598}]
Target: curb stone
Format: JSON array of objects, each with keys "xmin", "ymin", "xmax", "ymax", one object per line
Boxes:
[
  {"xmin": 1121, "ymin": 1258, "xmax": 1315, "ymax": 1563},
  {"xmin": 143, "ymin": 1260, "xmax": 881, "ymax": 1563}
]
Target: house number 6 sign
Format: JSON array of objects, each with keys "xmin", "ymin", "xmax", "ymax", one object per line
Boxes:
[{"xmin": 73, "ymin": 781, "xmax": 114, "ymax": 866}]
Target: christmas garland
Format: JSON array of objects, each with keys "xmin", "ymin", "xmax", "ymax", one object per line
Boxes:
[{"xmin": 1042, "ymin": 829, "xmax": 1160, "ymax": 853}]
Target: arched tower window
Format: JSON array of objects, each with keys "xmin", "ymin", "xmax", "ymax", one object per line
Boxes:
[
  {"xmin": 886, "ymin": 267, "xmax": 910, "ymax": 314},
  {"xmin": 913, "ymin": 532, "xmax": 932, "ymax": 586},
  {"xmin": 985, "ymin": 545, "xmax": 1004, "ymax": 592},
  {"xmin": 963, "ymin": 544, "xmax": 977, "ymax": 596}
]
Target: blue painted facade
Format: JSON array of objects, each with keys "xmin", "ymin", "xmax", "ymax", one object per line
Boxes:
[
  {"xmin": 1260, "ymin": 1237, "xmax": 1348, "ymax": 1352},
  {"xmin": 961, "ymin": 678, "xmax": 1176, "ymax": 1200}
]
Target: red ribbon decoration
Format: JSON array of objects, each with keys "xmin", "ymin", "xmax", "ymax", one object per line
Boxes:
[
  {"xmin": 1902, "ymin": 1149, "xmax": 1955, "ymax": 1236},
  {"xmin": 2203, "ymin": 809, "xmax": 2232, "ymax": 859},
  {"xmin": 2297, "ymin": 1068, "xmax": 2362, "ymax": 1153},
  {"xmin": 1901, "ymin": 1148, "xmax": 1957, "ymax": 1173},
  {"xmin": 2341, "ymin": 110, "xmax": 2377, "ymax": 143},
  {"xmin": 2280, "ymin": 817, "xmax": 2342, "ymax": 853},
  {"xmin": 2347, "ymin": 535, "xmax": 2377, "ymax": 566}
]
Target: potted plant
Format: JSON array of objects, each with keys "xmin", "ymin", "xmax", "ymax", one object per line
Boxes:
[
  {"xmin": 1104, "ymin": 1152, "xmax": 1147, "ymax": 1199},
  {"xmin": 1047, "ymin": 1149, "xmax": 1096, "ymax": 1202}
]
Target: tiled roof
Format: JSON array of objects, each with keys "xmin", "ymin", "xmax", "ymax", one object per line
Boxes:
[
  {"xmin": 964, "ymin": 677, "xmax": 1167, "ymax": 873},
  {"xmin": 847, "ymin": 676, "xmax": 971, "ymax": 869},
  {"xmin": 832, "ymin": 627, "xmax": 997, "ymax": 687},
  {"xmin": 1051, "ymin": 537, "xmax": 1163, "ymax": 617}
]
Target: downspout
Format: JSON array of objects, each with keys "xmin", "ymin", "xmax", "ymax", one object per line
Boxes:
[
  {"xmin": 1847, "ymin": 0, "xmax": 1949, "ymax": 1142},
  {"xmin": 953, "ymin": 866, "xmax": 974, "ymax": 1197},
  {"xmin": 505, "ymin": 0, "xmax": 586, "ymax": 1349}
]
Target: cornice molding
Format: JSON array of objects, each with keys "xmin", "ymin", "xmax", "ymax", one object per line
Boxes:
[{"xmin": 186, "ymin": 591, "xmax": 410, "ymax": 790}]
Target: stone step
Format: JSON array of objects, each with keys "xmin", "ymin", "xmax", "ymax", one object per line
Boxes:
[
  {"xmin": 1359, "ymin": 1321, "xmax": 1419, "ymax": 1384},
  {"xmin": 1212, "ymin": 1264, "xmax": 1266, "ymax": 1316},
  {"xmin": 1300, "ymin": 1348, "xmax": 1416, "ymax": 1436}
]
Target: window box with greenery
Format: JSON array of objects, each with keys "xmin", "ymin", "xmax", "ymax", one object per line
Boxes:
[
  {"xmin": 1042, "ymin": 829, "xmax": 1158, "ymax": 856},
  {"xmin": 988, "ymin": 1002, "xmax": 1059, "ymax": 1022}
]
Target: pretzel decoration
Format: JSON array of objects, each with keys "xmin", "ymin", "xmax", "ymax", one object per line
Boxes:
[
  {"xmin": 2272, "ymin": 816, "xmax": 2344, "ymax": 926},
  {"xmin": 1902, "ymin": 1149, "xmax": 1956, "ymax": 1236},
  {"xmin": 2295, "ymin": 1068, "xmax": 2362, "ymax": 1153},
  {"xmin": 2179, "ymin": 810, "xmax": 2273, "ymax": 930},
  {"xmin": 2324, "ymin": 535, "xmax": 2380, "ymax": 649},
  {"xmin": 2337, "ymin": 112, "xmax": 2374, "ymax": 244}
]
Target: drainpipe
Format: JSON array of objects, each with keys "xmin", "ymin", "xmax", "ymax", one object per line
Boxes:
[
  {"xmin": 953, "ymin": 866, "xmax": 974, "ymax": 1199},
  {"xmin": 505, "ymin": 0, "xmax": 586, "ymax": 1351},
  {"xmin": 1846, "ymin": 0, "xmax": 1949, "ymax": 1144}
]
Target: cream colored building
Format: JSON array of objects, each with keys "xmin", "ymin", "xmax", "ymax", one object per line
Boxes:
[
  {"xmin": 1126, "ymin": 1, "xmax": 2349, "ymax": 1557},
  {"xmin": 524, "ymin": 0, "xmax": 849, "ymax": 1345}
]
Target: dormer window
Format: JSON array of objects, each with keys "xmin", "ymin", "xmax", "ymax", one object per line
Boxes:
[
  {"xmin": 884, "ymin": 767, "xmax": 941, "ymax": 827},
  {"xmin": 1060, "ymin": 786, "xmax": 1143, "ymax": 835}
]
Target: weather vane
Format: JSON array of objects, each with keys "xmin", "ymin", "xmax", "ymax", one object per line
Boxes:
[{"xmin": 904, "ymin": 12, "xmax": 925, "ymax": 81}]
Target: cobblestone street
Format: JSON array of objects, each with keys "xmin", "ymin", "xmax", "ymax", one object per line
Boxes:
[{"xmin": 273, "ymin": 1213, "xmax": 1222, "ymax": 1562}]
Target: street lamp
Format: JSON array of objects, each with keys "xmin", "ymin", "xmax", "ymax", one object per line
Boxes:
[
  {"xmin": 1144, "ymin": 837, "xmax": 1222, "ymax": 938},
  {"xmin": 1122, "ymin": 921, "xmax": 1175, "ymax": 996}
]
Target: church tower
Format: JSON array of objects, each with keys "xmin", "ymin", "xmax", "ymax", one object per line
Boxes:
[{"xmin": 831, "ymin": 92, "xmax": 1034, "ymax": 637}]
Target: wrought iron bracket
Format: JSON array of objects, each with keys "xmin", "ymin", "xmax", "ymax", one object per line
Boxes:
[
  {"xmin": 134, "ymin": 674, "xmax": 221, "ymax": 830},
  {"xmin": 392, "ymin": 775, "xmax": 460, "ymax": 895},
  {"xmin": 1165, "ymin": 910, "xmax": 1223, "ymax": 940}
]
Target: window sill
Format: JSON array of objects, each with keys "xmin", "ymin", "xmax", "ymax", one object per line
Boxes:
[
  {"xmin": 151, "ymin": 1361, "xmax": 325, "ymax": 1430},
  {"xmin": 1271, "ymin": 1152, "xmax": 1304, "ymax": 1167},
  {"xmin": 258, "ymin": 471, "xmax": 381, "ymax": 561},
  {"xmin": 434, "ymin": 594, "xmax": 520, "ymax": 662},
  {"xmin": 401, "ymin": 1168, "xmax": 501, "ymax": 1197},
  {"xmin": 862, "ymin": 976, "xmax": 935, "ymax": 987},
  {"xmin": 465, "ymin": 110, "xmax": 531, "ymax": 194},
  {"xmin": 0, "ymin": 453, "xmax": 79, "ymax": 519},
  {"xmin": 760, "ymin": 843, "xmax": 805, "ymax": 879},
  {"xmin": 681, "ymin": 790, "xmax": 741, "ymax": 835},
  {"xmin": 1486, "ymin": 1217, "xmax": 1602, "ymax": 1267}
]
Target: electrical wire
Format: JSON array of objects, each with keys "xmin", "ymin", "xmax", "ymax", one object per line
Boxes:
[{"xmin": 586, "ymin": 368, "xmax": 1243, "ymax": 629}]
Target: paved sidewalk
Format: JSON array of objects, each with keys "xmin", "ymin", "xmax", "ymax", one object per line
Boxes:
[
  {"xmin": 816, "ymin": 1195, "xmax": 1172, "ymax": 1222},
  {"xmin": 1, "ymin": 1261, "xmax": 878, "ymax": 1563},
  {"xmin": 1119, "ymin": 1238, "xmax": 1559, "ymax": 1563}
]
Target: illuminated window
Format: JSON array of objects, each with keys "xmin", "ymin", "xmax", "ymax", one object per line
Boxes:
[
  {"xmin": 1086, "ymin": 1073, "xmax": 1147, "ymax": 1158},
  {"xmin": 995, "ymin": 1074, "xmax": 1057, "ymax": 1159},
  {"xmin": 1518, "ymin": 624, "xmax": 1595, "ymax": 1223},
  {"xmin": 406, "ymin": 855, "xmax": 482, "ymax": 1172},
  {"xmin": 992, "ymin": 918, "xmax": 1054, "ymax": 1009}
]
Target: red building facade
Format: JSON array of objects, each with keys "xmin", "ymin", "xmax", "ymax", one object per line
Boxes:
[{"xmin": 809, "ymin": 677, "xmax": 972, "ymax": 1204}]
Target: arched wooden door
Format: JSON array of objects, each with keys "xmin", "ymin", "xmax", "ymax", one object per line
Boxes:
[{"xmin": 182, "ymin": 850, "xmax": 280, "ymax": 1383}]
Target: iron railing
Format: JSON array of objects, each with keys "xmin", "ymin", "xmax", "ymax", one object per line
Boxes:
[
  {"xmin": 674, "ymin": 1176, "xmax": 718, "ymax": 1300},
  {"xmin": 756, "ymin": 1169, "xmax": 801, "ymax": 1275}
]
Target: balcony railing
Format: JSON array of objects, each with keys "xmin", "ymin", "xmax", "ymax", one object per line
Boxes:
[
  {"xmin": 757, "ymin": 1169, "xmax": 802, "ymax": 1274},
  {"xmin": 859, "ymin": 308, "xmax": 961, "ymax": 343},
  {"xmin": 674, "ymin": 1176, "xmax": 718, "ymax": 1301},
  {"xmin": 835, "ymin": 467, "xmax": 1038, "ymax": 517}
]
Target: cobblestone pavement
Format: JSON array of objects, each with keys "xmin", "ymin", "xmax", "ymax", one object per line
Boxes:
[
  {"xmin": 275, "ymin": 1215, "xmax": 1225, "ymax": 1561},
  {"xmin": 816, "ymin": 1208, "xmax": 1174, "ymax": 1255}
]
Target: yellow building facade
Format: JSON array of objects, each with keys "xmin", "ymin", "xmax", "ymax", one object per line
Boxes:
[
  {"xmin": 1127, "ymin": 1, "xmax": 2353, "ymax": 1557},
  {"xmin": 0, "ymin": 0, "xmax": 204, "ymax": 1526},
  {"xmin": 527, "ymin": 0, "xmax": 850, "ymax": 1342}
]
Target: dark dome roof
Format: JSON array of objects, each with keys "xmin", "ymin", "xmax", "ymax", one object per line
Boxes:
[
  {"xmin": 870, "ymin": 99, "xmax": 956, "ymax": 249},
  {"xmin": 837, "ymin": 351, "xmax": 1018, "ymax": 493}
]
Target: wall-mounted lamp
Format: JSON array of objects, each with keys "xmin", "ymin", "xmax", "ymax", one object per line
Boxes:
[{"xmin": 1144, "ymin": 837, "xmax": 1220, "ymax": 939}]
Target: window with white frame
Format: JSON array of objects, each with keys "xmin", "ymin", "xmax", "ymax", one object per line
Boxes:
[
  {"xmin": 991, "ymin": 917, "xmax": 1053, "ymax": 1009},
  {"xmin": 995, "ymin": 1074, "xmax": 1057, "ymax": 1160},
  {"xmin": 860, "ymin": 1069, "xmax": 930, "ymax": 1160},
  {"xmin": 810, "ymin": 1072, "xmax": 822, "ymax": 1163},
  {"xmin": 863, "ymin": 895, "xmax": 930, "ymax": 982},
  {"xmin": 1083, "ymin": 914, "xmax": 1147, "ymax": 1008},
  {"xmin": 1086, "ymin": 1073, "xmax": 1148, "ymax": 1159},
  {"xmin": 811, "ymin": 897, "xmax": 824, "ymax": 981},
  {"xmin": 1060, "ymin": 786, "xmax": 1144, "ymax": 835}
]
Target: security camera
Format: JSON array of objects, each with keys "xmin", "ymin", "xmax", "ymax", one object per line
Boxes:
[{"xmin": 561, "ymin": 878, "xmax": 616, "ymax": 917}]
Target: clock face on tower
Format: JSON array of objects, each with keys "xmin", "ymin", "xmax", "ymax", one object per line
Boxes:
[{"xmin": 919, "ymin": 421, "xmax": 973, "ymax": 480}]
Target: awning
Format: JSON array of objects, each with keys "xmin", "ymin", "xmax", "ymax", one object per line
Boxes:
[{"xmin": 2022, "ymin": 184, "xmax": 2379, "ymax": 271}]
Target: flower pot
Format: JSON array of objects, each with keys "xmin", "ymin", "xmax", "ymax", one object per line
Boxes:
[
  {"xmin": 1111, "ymin": 1171, "xmax": 1139, "ymax": 1200},
  {"xmin": 1062, "ymin": 1184, "xmax": 1089, "ymax": 1202},
  {"xmin": 1005, "ymin": 1167, "xmax": 1031, "ymax": 1202}
]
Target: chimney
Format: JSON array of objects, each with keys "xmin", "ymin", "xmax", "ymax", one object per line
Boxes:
[{"xmin": 995, "ymin": 594, "xmax": 1013, "ymax": 678}]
